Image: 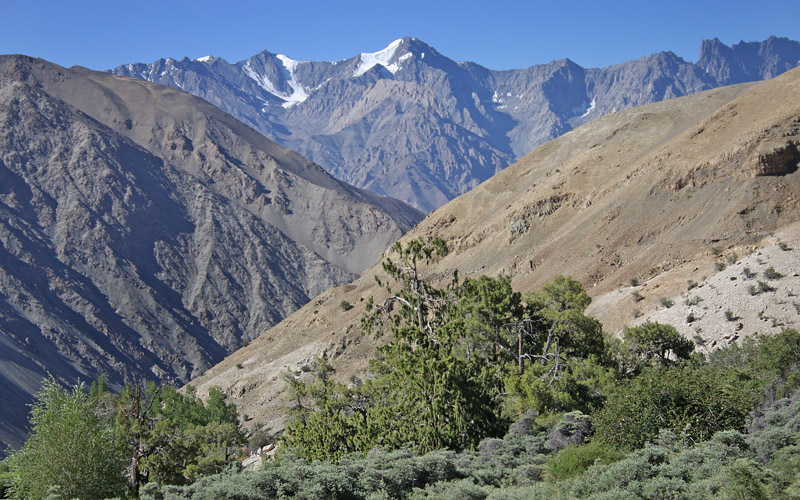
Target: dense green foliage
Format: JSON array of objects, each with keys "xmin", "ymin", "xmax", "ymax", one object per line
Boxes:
[
  {"xmin": 117, "ymin": 384, "xmax": 244, "ymax": 489},
  {"xmin": 283, "ymin": 238, "xmax": 611, "ymax": 460},
  {"xmin": 8, "ymin": 378, "xmax": 125, "ymax": 500},
  {"xmin": 622, "ymin": 321, "xmax": 694, "ymax": 368},
  {"xmin": 596, "ymin": 329, "xmax": 800, "ymax": 450},
  {"xmin": 0, "ymin": 460, "xmax": 12, "ymax": 499},
  {"xmin": 545, "ymin": 440, "xmax": 624, "ymax": 481},
  {"xmin": 6, "ymin": 379, "xmax": 243, "ymax": 499},
  {"xmin": 132, "ymin": 392, "xmax": 800, "ymax": 499}
]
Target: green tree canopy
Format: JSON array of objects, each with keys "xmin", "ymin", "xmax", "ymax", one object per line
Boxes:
[
  {"xmin": 9, "ymin": 377, "xmax": 126, "ymax": 500},
  {"xmin": 116, "ymin": 383, "xmax": 245, "ymax": 491},
  {"xmin": 623, "ymin": 321, "xmax": 694, "ymax": 368},
  {"xmin": 283, "ymin": 240, "xmax": 613, "ymax": 460}
]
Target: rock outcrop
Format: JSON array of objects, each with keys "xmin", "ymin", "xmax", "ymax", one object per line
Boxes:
[{"xmin": 752, "ymin": 140, "xmax": 800, "ymax": 176}]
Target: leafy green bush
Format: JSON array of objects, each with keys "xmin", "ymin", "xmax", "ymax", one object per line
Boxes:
[
  {"xmin": 595, "ymin": 363, "xmax": 756, "ymax": 451},
  {"xmin": 622, "ymin": 322, "xmax": 693, "ymax": 368},
  {"xmin": 545, "ymin": 441, "xmax": 623, "ymax": 481},
  {"xmin": 0, "ymin": 460, "xmax": 14, "ymax": 500},
  {"xmin": 596, "ymin": 329, "xmax": 800, "ymax": 452}
]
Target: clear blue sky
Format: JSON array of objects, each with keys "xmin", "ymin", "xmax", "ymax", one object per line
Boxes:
[{"xmin": 3, "ymin": 0, "xmax": 799, "ymax": 71}]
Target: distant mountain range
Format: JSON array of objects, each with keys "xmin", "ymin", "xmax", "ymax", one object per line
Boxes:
[
  {"xmin": 113, "ymin": 36, "xmax": 800, "ymax": 211},
  {"xmin": 0, "ymin": 55, "xmax": 421, "ymax": 450}
]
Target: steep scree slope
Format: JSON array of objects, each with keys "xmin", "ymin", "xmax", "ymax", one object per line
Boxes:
[{"xmin": 0, "ymin": 55, "xmax": 422, "ymax": 450}]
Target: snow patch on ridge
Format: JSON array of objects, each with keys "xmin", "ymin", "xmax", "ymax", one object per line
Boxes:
[
  {"xmin": 580, "ymin": 97, "xmax": 596, "ymax": 118},
  {"xmin": 276, "ymin": 55, "xmax": 309, "ymax": 108},
  {"xmin": 242, "ymin": 56, "xmax": 310, "ymax": 109},
  {"xmin": 243, "ymin": 61, "xmax": 282, "ymax": 98},
  {"xmin": 196, "ymin": 55, "xmax": 213, "ymax": 62},
  {"xmin": 354, "ymin": 39, "xmax": 404, "ymax": 77}
]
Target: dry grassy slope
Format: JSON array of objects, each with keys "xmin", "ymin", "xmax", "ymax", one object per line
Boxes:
[{"xmin": 192, "ymin": 67, "xmax": 800, "ymax": 431}]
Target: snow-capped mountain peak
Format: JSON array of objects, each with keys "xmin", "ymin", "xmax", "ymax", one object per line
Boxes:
[
  {"xmin": 242, "ymin": 53, "xmax": 310, "ymax": 108},
  {"xmin": 112, "ymin": 36, "xmax": 800, "ymax": 212},
  {"xmin": 353, "ymin": 38, "xmax": 405, "ymax": 77}
]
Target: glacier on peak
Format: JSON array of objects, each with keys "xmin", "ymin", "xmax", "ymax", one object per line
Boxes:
[
  {"xmin": 353, "ymin": 38, "xmax": 404, "ymax": 77},
  {"xmin": 196, "ymin": 55, "xmax": 213, "ymax": 62},
  {"xmin": 242, "ymin": 55, "xmax": 309, "ymax": 108},
  {"xmin": 276, "ymin": 54, "xmax": 309, "ymax": 108}
]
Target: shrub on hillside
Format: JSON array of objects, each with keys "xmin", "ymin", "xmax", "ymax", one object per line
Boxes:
[
  {"xmin": 595, "ymin": 364, "xmax": 755, "ymax": 451},
  {"xmin": 596, "ymin": 329, "xmax": 800, "ymax": 452},
  {"xmin": 545, "ymin": 441, "xmax": 623, "ymax": 481},
  {"xmin": 622, "ymin": 321, "xmax": 693, "ymax": 369}
]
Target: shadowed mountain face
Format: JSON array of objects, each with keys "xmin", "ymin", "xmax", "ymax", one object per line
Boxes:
[
  {"xmin": 0, "ymin": 56, "xmax": 422, "ymax": 450},
  {"xmin": 113, "ymin": 36, "xmax": 800, "ymax": 211},
  {"xmin": 190, "ymin": 67, "xmax": 800, "ymax": 437}
]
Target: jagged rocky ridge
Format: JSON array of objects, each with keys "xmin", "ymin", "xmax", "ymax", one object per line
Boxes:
[
  {"xmin": 0, "ymin": 55, "xmax": 422, "ymax": 450},
  {"xmin": 113, "ymin": 36, "xmax": 800, "ymax": 211}
]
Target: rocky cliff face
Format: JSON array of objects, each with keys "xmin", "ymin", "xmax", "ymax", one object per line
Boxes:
[
  {"xmin": 698, "ymin": 36, "xmax": 800, "ymax": 85},
  {"xmin": 0, "ymin": 56, "xmax": 422, "ymax": 450},
  {"xmin": 113, "ymin": 37, "xmax": 800, "ymax": 211}
]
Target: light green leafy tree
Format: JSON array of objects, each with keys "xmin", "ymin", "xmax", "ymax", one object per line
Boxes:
[{"xmin": 9, "ymin": 377, "xmax": 126, "ymax": 500}]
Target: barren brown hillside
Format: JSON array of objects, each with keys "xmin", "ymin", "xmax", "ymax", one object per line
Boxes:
[{"xmin": 192, "ymin": 67, "xmax": 800, "ymax": 431}]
